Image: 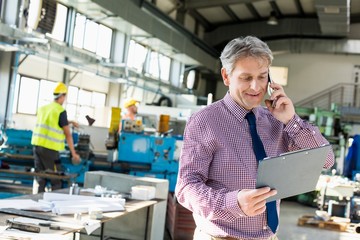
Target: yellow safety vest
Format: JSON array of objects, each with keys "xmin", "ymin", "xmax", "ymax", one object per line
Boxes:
[{"xmin": 31, "ymin": 102, "xmax": 66, "ymax": 151}]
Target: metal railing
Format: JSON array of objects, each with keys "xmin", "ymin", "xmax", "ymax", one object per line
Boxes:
[{"xmin": 295, "ymin": 83, "xmax": 360, "ymax": 110}]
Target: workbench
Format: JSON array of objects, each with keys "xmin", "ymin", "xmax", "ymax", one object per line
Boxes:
[{"xmin": 0, "ymin": 171, "xmax": 169, "ymax": 240}]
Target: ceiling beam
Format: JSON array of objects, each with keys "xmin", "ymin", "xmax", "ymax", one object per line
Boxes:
[
  {"xmin": 246, "ymin": 3, "xmax": 261, "ymax": 19},
  {"xmin": 188, "ymin": 9, "xmax": 213, "ymax": 30},
  {"xmin": 269, "ymin": 1, "xmax": 282, "ymax": 17},
  {"xmin": 222, "ymin": 5, "xmax": 240, "ymax": 22},
  {"xmin": 294, "ymin": 0, "xmax": 305, "ymax": 16},
  {"xmin": 184, "ymin": 0, "xmax": 273, "ymax": 9}
]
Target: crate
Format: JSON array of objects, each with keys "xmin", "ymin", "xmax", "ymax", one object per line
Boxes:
[
  {"xmin": 166, "ymin": 192, "xmax": 196, "ymax": 240},
  {"xmin": 298, "ymin": 215, "xmax": 349, "ymax": 232}
]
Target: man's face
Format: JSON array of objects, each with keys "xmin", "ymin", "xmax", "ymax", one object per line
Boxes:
[
  {"xmin": 128, "ymin": 105, "xmax": 138, "ymax": 114},
  {"xmin": 57, "ymin": 94, "xmax": 66, "ymax": 105},
  {"xmin": 221, "ymin": 56, "xmax": 269, "ymax": 110}
]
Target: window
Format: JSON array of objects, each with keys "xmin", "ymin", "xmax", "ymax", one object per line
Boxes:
[
  {"xmin": 14, "ymin": 76, "xmax": 107, "ymax": 126},
  {"xmin": 269, "ymin": 66, "xmax": 288, "ymax": 86},
  {"xmin": 159, "ymin": 54, "xmax": 171, "ymax": 81},
  {"xmin": 147, "ymin": 51, "xmax": 171, "ymax": 81},
  {"xmin": 148, "ymin": 51, "xmax": 160, "ymax": 79},
  {"xmin": 17, "ymin": 77, "xmax": 39, "ymax": 115},
  {"xmin": 97, "ymin": 24, "xmax": 113, "ymax": 58},
  {"xmin": 127, "ymin": 40, "xmax": 148, "ymax": 72},
  {"xmin": 64, "ymin": 86, "xmax": 79, "ymax": 120},
  {"xmin": 49, "ymin": 3, "xmax": 68, "ymax": 41},
  {"xmin": 83, "ymin": 20, "xmax": 98, "ymax": 53},
  {"xmin": 73, "ymin": 13, "xmax": 113, "ymax": 59},
  {"xmin": 73, "ymin": 13, "xmax": 86, "ymax": 48},
  {"xmin": 66, "ymin": 88, "xmax": 106, "ymax": 125},
  {"xmin": 38, "ymin": 80, "xmax": 57, "ymax": 107}
]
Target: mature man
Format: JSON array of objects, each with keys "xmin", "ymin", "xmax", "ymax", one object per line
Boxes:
[{"xmin": 175, "ymin": 36, "xmax": 334, "ymax": 240}]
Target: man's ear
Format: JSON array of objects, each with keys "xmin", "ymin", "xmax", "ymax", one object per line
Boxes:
[{"xmin": 221, "ymin": 68, "xmax": 230, "ymax": 86}]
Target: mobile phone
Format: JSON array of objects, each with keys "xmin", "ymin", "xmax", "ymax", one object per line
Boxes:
[
  {"xmin": 267, "ymin": 72, "xmax": 276, "ymax": 107},
  {"xmin": 267, "ymin": 72, "xmax": 274, "ymax": 97}
]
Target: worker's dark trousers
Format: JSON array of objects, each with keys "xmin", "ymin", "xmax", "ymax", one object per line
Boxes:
[{"xmin": 33, "ymin": 146, "xmax": 62, "ymax": 193}]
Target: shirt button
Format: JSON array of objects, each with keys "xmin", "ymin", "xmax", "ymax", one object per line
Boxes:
[
  {"xmin": 263, "ymin": 226, "xmax": 267, "ymax": 230},
  {"xmin": 297, "ymin": 118, "xmax": 300, "ymax": 122},
  {"xmin": 312, "ymin": 131, "xmax": 315, "ymax": 135},
  {"xmin": 293, "ymin": 124, "xmax": 297, "ymax": 128}
]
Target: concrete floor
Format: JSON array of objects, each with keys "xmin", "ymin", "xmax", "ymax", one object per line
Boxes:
[
  {"xmin": 277, "ymin": 201, "xmax": 360, "ymax": 240},
  {"xmin": 164, "ymin": 200, "xmax": 360, "ymax": 240}
]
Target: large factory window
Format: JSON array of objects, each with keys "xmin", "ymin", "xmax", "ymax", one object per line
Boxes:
[
  {"xmin": 64, "ymin": 87, "xmax": 106, "ymax": 126},
  {"xmin": 38, "ymin": 80, "xmax": 57, "ymax": 107},
  {"xmin": 148, "ymin": 51, "xmax": 171, "ymax": 81},
  {"xmin": 73, "ymin": 13, "xmax": 113, "ymax": 59},
  {"xmin": 16, "ymin": 77, "xmax": 39, "ymax": 115},
  {"xmin": 49, "ymin": 3, "xmax": 68, "ymax": 41},
  {"xmin": 13, "ymin": 77, "xmax": 106, "ymax": 127},
  {"xmin": 127, "ymin": 40, "xmax": 147, "ymax": 72}
]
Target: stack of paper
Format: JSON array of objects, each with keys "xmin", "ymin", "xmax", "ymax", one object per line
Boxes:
[
  {"xmin": 0, "ymin": 199, "xmax": 51, "ymax": 211},
  {"xmin": 43, "ymin": 192, "xmax": 125, "ymax": 215}
]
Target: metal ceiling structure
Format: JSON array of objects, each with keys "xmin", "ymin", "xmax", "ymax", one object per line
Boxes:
[
  {"xmin": 177, "ymin": 0, "xmax": 353, "ymax": 49},
  {"xmin": 62, "ymin": 0, "xmax": 360, "ymax": 70},
  {"xmin": 2, "ymin": 0, "xmax": 360, "ymax": 75}
]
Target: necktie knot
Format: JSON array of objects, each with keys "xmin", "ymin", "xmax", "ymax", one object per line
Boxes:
[{"xmin": 245, "ymin": 111, "xmax": 256, "ymax": 125}]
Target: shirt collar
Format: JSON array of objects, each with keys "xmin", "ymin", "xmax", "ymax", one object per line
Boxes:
[{"xmin": 223, "ymin": 91, "xmax": 260, "ymax": 122}]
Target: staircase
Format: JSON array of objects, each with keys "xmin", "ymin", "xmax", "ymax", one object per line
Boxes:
[{"xmin": 295, "ymin": 83, "xmax": 360, "ymax": 123}]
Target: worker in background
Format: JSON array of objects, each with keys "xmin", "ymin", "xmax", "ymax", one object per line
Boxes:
[
  {"xmin": 118, "ymin": 98, "xmax": 139, "ymax": 132},
  {"xmin": 31, "ymin": 82, "xmax": 81, "ymax": 193},
  {"xmin": 123, "ymin": 98, "xmax": 139, "ymax": 120},
  {"xmin": 175, "ymin": 36, "xmax": 335, "ymax": 240}
]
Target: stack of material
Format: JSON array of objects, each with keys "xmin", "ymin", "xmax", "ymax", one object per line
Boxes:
[
  {"xmin": 43, "ymin": 192, "xmax": 125, "ymax": 215},
  {"xmin": 298, "ymin": 214, "xmax": 350, "ymax": 232},
  {"xmin": 166, "ymin": 192, "xmax": 196, "ymax": 240}
]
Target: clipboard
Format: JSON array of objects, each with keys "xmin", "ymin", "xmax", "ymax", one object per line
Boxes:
[{"xmin": 256, "ymin": 144, "xmax": 331, "ymax": 202}]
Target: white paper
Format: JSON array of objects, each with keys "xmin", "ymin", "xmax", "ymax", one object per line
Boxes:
[
  {"xmin": 0, "ymin": 226, "xmax": 8, "ymax": 234},
  {"xmin": 1, "ymin": 228, "xmax": 69, "ymax": 240},
  {"xmin": 51, "ymin": 199, "xmax": 125, "ymax": 215},
  {"xmin": 42, "ymin": 192, "xmax": 125, "ymax": 215},
  {"xmin": 83, "ymin": 219, "xmax": 101, "ymax": 235},
  {"xmin": 43, "ymin": 192, "xmax": 100, "ymax": 201},
  {"xmin": 0, "ymin": 199, "xmax": 51, "ymax": 211}
]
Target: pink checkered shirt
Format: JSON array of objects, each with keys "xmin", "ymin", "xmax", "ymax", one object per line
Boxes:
[{"xmin": 175, "ymin": 92, "xmax": 334, "ymax": 240}]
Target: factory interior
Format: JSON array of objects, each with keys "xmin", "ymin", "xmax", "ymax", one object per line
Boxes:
[{"xmin": 1, "ymin": 0, "xmax": 360, "ymax": 239}]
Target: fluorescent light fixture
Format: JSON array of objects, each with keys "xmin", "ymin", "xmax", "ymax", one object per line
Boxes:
[{"xmin": 267, "ymin": 11, "xmax": 278, "ymax": 26}]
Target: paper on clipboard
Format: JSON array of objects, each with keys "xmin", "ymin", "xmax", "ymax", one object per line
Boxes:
[{"xmin": 256, "ymin": 144, "xmax": 331, "ymax": 202}]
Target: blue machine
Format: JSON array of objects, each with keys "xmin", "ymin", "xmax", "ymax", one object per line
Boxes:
[
  {"xmin": 0, "ymin": 128, "xmax": 33, "ymax": 155},
  {"xmin": 60, "ymin": 155, "xmax": 91, "ymax": 184},
  {"xmin": 0, "ymin": 128, "xmax": 90, "ymax": 185},
  {"xmin": 118, "ymin": 130, "xmax": 180, "ymax": 191}
]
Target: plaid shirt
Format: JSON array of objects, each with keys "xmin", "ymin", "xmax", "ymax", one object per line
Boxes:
[{"xmin": 175, "ymin": 92, "xmax": 334, "ymax": 240}]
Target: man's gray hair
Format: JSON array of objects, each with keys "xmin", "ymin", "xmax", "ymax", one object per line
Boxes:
[{"xmin": 220, "ymin": 36, "xmax": 273, "ymax": 75}]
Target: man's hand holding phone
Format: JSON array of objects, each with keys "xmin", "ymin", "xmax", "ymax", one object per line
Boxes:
[{"xmin": 265, "ymin": 73, "xmax": 295, "ymax": 125}]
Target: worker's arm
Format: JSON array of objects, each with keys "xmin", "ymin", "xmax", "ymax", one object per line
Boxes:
[
  {"xmin": 68, "ymin": 120, "xmax": 79, "ymax": 128},
  {"xmin": 63, "ymin": 125, "xmax": 81, "ymax": 165}
]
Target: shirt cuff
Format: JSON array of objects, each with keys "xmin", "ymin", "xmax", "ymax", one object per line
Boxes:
[
  {"xmin": 225, "ymin": 190, "xmax": 246, "ymax": 217},
  {"xmin": 284, "ymin": 114, "xmax": 303, "ymax": 136}
]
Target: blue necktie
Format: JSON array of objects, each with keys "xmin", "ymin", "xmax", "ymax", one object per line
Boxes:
[{"xmin": 245, "ymin": 111, "xmax": 278, "ymax": 233}]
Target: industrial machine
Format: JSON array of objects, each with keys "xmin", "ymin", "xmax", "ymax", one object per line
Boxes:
[
  {"xmin": 115, "ymin": 119, "xmax": 181, "ymax": 191},
  {"xmin": 0, "ymin": 128, "xmax": 91, "ymax": 189},
  {"xmin": 0, "ymin": 128, "xmax": 35, "ymax": 187},
  {"xmin": 0, "ymin": 128, "xmax": 33, "ymax": 156}
]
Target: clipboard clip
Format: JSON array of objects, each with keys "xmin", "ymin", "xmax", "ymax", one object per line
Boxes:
[{"xmin": 279, "ymin": 148, "xmax": 310, "ymax": 157}]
